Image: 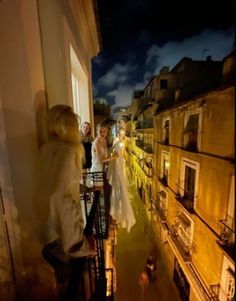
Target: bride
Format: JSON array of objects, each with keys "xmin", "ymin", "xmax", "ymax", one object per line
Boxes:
[
  {"xmin": 90, "ymin": 123, "xmax": 118, "ymax": 187},
  {"xmin": 107, "ymin": 128, "xmax": 136, "ymax": 232}
]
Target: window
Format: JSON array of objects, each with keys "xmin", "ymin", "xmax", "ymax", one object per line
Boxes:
[
  {"xmin": 227, "ymin": 175, "xmax": 235, "ymax": 230},
  {"xmin": 184, "ymin": 166, "xmax": 196, "ymax": 201},
  {"xmin": 183, "ymin": 109, "xmax": 202, "ymax": 151},
  {"xmin": 220, "ymin": 256, "xmax": 235, "ymax": 301},
  {"xmin": 71, "ymin": 73, "xmax": 80, "ymax": 116},
  {"xmin": 161, "ymin": 151, "xmax": 170, "ymax": 185},
  {"xmin": 179, "ymin": 158, "xmax": 200, "ymax": 211},
  {"xmin": 162, "ymin": 118, "xmax": 170, "ymax": 144},
  {"xmin": 70, "ymin": 44, "xmax": 90, "ymax": 124},
  {"xmin": 158, "ymin": 188, "xmax": 168, "ymax": 214},
  {"xmin": 160, "ymin": 79, "xmax": 168, "ymax": 89}
]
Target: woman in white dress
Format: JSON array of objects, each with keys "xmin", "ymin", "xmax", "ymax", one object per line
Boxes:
[
  {"xmin": 107, "ymin": 128, "xmax": 136, "ymax": 232},
  {"xmin": 90, "ymin": 123, "xmax": 118, "ymax": 187}
]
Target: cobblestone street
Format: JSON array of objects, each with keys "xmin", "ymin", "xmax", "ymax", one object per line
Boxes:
[{"xmin": 115, "ymin": 183, "xmax": 182, "ymax": 301}]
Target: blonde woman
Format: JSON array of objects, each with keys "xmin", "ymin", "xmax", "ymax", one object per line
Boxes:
[
  {"xmin": 35, "ymin": 105, "xmax": 95, "ymax": 292},
  {"xmin": 107, "ymin": 128, "xmax": 136, "ymax": 232},
  {"xmin": 90, "ymin": 123, "xmax": 118, "ymax": 186}
]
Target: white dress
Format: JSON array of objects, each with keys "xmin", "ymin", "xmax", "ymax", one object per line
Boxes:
[{"xmin": 107, "ymin": 137, "xmax": 136, "ymax": 232}]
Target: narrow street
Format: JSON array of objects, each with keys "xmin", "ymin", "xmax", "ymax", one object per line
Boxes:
[{"xmin": 114, "ymin": 183, "xmax": 182, "ymax": 301}]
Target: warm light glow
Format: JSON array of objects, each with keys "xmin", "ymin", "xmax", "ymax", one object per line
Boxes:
[{"xmin": 165, "ymin": 161, "xmax": 170, "ymax": 168}]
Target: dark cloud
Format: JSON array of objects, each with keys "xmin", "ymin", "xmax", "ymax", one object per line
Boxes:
[{"xmin": 93, "ymin": 0, "xmax": 235, "ymax": 110}]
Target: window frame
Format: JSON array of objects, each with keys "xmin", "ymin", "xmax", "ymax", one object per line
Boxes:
[
  {"xmin": 161, "ymin": 151, "xmax": 170, "ymax": 185},
  {"xmin": 180, "ymin": 158, "xmax": 200, "ymax": 209},
  {"xmin": 183, "ymin": 108, "xmax": 202, "ymax": 151},
  {"xmin": 162, "ymin": 117, "xmax": 170, "ymax": 145}
]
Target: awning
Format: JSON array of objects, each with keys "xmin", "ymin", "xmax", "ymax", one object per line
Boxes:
[{"xmin": 184, "ymin": 114, "xmax": 199, "ymax": 134}]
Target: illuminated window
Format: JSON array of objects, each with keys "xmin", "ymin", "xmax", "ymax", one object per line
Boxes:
[
  {"xmin": 161, "ymin": 151, "xmax": 170, "ymax": 185},
  {"xmin": 71, "ymin": 73, "xmax": 81, "ymax": 116},
  {"xmin": 70, "ymin": 45, "xmax": 90, "ymax": 123}
]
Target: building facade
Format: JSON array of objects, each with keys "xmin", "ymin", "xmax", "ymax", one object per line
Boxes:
[
  {"xmin": 124, "ymin": 52, "xmax": 235, "ymax": 301},
  {"xmin": 0, "ymin": 0, "xmax": 100, "ymax": 299},
  {"xmin": 152, "ymin": 53, "xmax": 235, "ymax": 301}
]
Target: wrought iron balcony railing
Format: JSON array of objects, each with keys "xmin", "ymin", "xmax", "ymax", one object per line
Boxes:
[
  {"xmin": 79, "ymin": 171, "xmax": 114, "ymax": 301},
  {"xmin": 156, "ymin": 169, "xmax": 168, "ymax": 186},
  {"xmin": 217, "ymin": 215, "xmax": 235, "ymax": 259},
  {"xmin": 175, "ymin": 186, "xmax": 195, "ymax": 214},
  {"xmin": 135, "ymin": 140, "xmax": 153, "ymax": 153},
  {"xmin": 152, "ymin": 199, "xmax": 167, "ymax": 222}
]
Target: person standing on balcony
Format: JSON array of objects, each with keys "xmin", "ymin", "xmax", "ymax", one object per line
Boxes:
[
  {"xmin": 90, "ymin": 123, "xmax": 118, "ymax": 179},
  {"xmin": 107, "ymin": 128, "xmax": 136, "ymax": 232},
  {"xmin": 34, "ymin": 105, "xmax": 96, "ymax": 287},
  {"xmin": 80, "ymin": 121, "xmax": 93, "ymax": 171}
]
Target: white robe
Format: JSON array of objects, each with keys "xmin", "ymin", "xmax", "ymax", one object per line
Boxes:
[
  {"xmin": 107, "ymin": 138, "xmax": 136, "ymax": 232},
  {"xmin": 34, "ymin": 139, "xmax": 94, "ymax": 257}
]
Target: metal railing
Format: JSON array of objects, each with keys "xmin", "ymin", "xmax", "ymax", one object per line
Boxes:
[
  {"xmin": 152, "ymin": 199, "xmax": 167, "ymax": 222},
  {"xmin": 217, "ymin": 215, "xmax": 235, "ymax": 259},
  {"xmin": 175, "ymin": 185, "xmax": 195, "ymax": 213},
  {"xmin": 156, "ymin": 169, "xmax": 168, "ymax": 186},
  {"xmin": 79, "ymin": 171, "xmax": 114, "ymax": 300}
]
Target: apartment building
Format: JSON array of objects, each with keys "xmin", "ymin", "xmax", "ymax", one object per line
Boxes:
[
  {"xmin": 152, "ymin": 52, "xmax": 235, "ymax": 301},
  {"xmin": 0, "ymin": 1, "xmax": 101, "ymax": 299}
]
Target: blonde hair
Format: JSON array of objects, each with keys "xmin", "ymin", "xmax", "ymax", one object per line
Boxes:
[{"xmin": 47, "ymin": 104, "xmax": 84, "ymax": 168}]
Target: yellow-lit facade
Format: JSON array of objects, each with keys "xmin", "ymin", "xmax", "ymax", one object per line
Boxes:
[
  {"xmin": 124, "ymin": 53, "xmax": 235, "ymax": 301},
  {"xmin": 152, "ymin": 54, "xmax": 235, "ymax": 301}
]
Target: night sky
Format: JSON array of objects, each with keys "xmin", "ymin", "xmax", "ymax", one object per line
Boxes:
[{"xmin": 92, "ymin": 0, "xmax": 235, "ymax": 111}]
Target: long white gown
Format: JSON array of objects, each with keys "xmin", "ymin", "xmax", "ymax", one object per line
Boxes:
[{"xmin": 107, "ymin": 137, "xmax": 136, "ymax": 232}]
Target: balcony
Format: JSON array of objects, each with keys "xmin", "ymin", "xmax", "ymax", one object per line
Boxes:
[
  {"xmin": 135, "ymin": 119, "xmax": 153, "ymax": 130},
  {"xmin": 217, "ymin": 216, "xmax": 235, "ymax": 259},
  {"xmin": 43, "ymin": 172, "xmax": 114, "ymax": 301},
  {"xmin": 169, "ymin": 225, "xmax": 192, "ymax": 262},
  {"xmin": 152, "ymin": 199, "xmax": 167, "ymax": 222},
  {"xmin": 175, "ymin": 187, "xmax": 195, "ymax": 214},
  {"xmin": 135, "ymin": 140, "xmax": 153, "ymax": 153},
  {"xmin": 143, "ymin": 165, "xmax": 153, "ymax": 178},
  {"xmin": 156, "ymin": 169, "xmax": 168, "ymax": 187}
]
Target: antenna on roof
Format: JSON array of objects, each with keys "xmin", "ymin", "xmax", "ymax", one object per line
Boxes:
[{"xmin": 201, "ymin": 48, "xmax": 210, "ymax": 60}]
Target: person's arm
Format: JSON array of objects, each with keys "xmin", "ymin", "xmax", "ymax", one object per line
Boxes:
[{"xmin": 95, "ymin": 140, "xmax": 118, "ymax": 163}]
